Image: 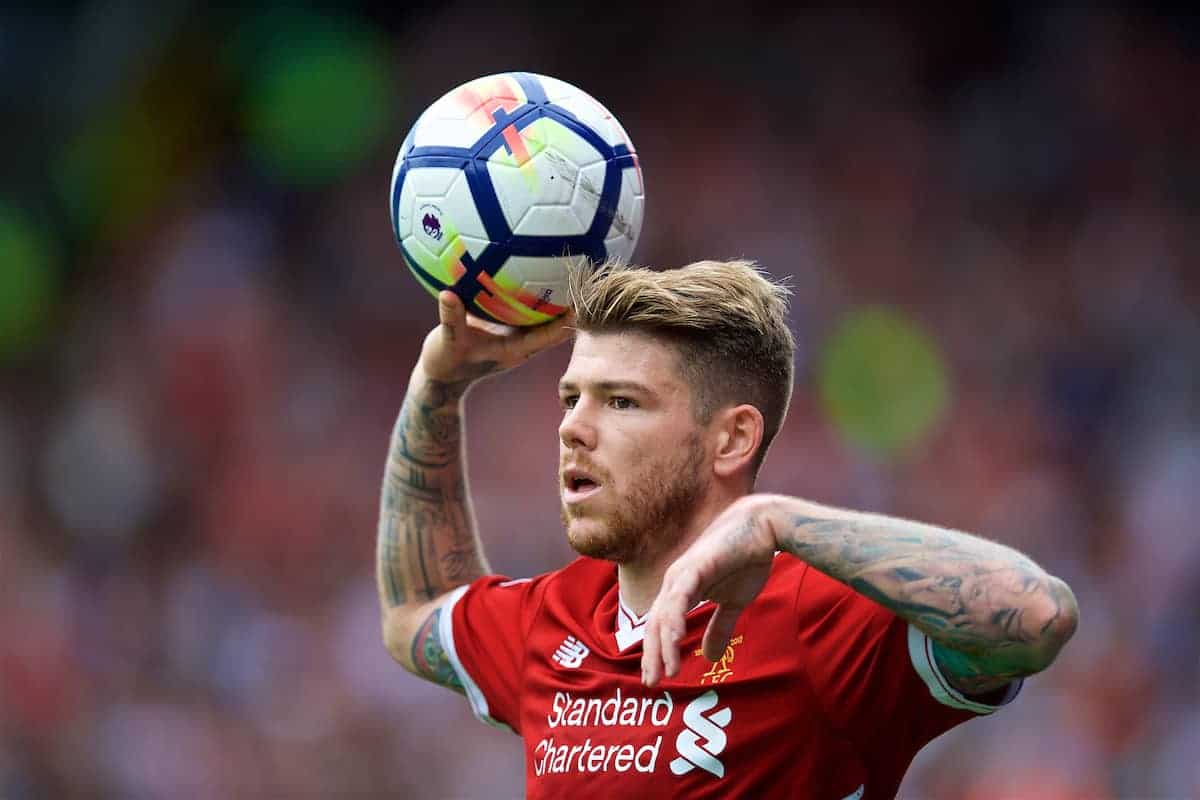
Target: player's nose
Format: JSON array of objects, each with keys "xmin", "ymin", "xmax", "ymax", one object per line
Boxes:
[{"xmin": 559, "ymin": 400, "xmax": 598, "ymax": 451}]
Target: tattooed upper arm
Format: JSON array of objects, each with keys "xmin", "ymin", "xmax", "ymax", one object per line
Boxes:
[
  {"xmin": 409, "ymin": 605, "xmax": 466, "ymax": 695},
  {"xmin": 781, "ymin": 505, "xmax": 1078, "ymax": 699}
]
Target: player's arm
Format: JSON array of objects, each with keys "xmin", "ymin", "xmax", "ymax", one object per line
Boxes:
[
  {"xmin": 377, "ymin": 291, "xmax": 573, "ymax": 689},
  {"xmin": 376, "ymin": 359, "xmax": 485, "ymax": 693},
  {"xmin": 772, "ymin": 499, "xmax": 1078, "ymax": 695},
  {"xmin": 643, "ymin": 494, "xmax": 1078, "ymax": 696}
]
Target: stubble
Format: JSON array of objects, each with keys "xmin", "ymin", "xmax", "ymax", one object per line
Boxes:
[{"xmin": 561, "ymin": 434, "xmax": 707, "ymax": 564}]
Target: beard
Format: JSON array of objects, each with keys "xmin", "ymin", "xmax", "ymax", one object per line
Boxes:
[{"xmin": 561, "ymin": 434, "xmax": 707, "ymax": 564}]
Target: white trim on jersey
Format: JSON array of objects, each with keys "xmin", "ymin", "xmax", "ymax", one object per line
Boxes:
[
  {"xmin": 613, "ymin": 555, "xmax": 787, "ymax": 651},
  {"xmin": 615, "ymin": 595, "xmax": 711, "ymax": 651},
  {"xmin": 439, "ymin": 584, "xmax": 515, "ymax": 733},
  {"xmin": 906, "ymin": 624, "xmax": 1023, "ymax": 714},
  {"xmin": 615, "ymin": 595, "xmax": 649, "ymax": 651}
]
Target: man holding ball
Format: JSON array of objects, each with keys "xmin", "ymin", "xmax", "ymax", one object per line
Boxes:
[{"xmin": 376, "ymin": 259, "xmax": 1078, "ymax": 798}]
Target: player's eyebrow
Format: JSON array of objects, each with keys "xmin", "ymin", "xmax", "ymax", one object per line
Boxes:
[{"xmin": 558, "ymin": 379, "xmax": 657, "ymax": 397}]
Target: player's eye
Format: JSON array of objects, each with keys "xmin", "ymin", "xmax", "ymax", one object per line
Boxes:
[
  {"xmin": 609, "ymin": 396, "xmax": 636, "ymax": 410},
  {"xmin": 560, "ymin": 395, "xmax": 578, "ymax": 411}
]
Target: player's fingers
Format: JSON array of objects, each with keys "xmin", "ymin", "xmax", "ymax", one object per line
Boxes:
[
  {"xmin": 701, "ymin": 604, "xmax": 742, "ymax": 663},
  {"xmin": 641, "ymin": 612, "xmax": 661, "ymax": 686},
  {"xmin": 463, "ymin": 311, "xmax": 516, "ymax": 338},
  {"xmin": 643, "ymin": 563, "xmax": 700, "ymax": 685},
  {"xmin": 437, "ymin": 291, "xmax": 467, "ymax": 339},
  {"xmin": 643, "ymin": 601, "xmax": 681, "ymax": 685},
  {"xmin": 661, "ymin": 607, "xmax": 685, "ymax": 679},
  {"xmin": 510, "ymin": 310, "xmax": 576, "ymax": 359},
  {"xmin": 659, "ymin": 577, "xmax": 696, "ymax": 679}
]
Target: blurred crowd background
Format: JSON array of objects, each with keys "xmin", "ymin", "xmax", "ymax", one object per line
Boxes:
[{"xmin": 2, "ymin": 3, "xmax": 1198, "ymax": 798}]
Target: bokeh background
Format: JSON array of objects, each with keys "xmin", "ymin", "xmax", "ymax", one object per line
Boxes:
[{"xmin": 2, "ymin": 3, "xmax": 1198, "ymax": 798}]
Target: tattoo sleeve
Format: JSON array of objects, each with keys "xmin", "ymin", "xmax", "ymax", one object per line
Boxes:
[
  {"xmin": 776, "ymin": 502, "xmax": 1078, "ymax": 692},
  {"xmin": 376, "ymin": 364, "xmax": 495, "ymax": 611}
]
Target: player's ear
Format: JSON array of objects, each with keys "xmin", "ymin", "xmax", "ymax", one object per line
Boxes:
[{"xmin": 711, "ymin": 404, "xmax": 763, "ymax": 479}]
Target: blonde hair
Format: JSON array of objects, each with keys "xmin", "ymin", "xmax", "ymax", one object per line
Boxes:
[{"xmin": 568, "ymin": 259, "xmax": 795, "ymax": 475}]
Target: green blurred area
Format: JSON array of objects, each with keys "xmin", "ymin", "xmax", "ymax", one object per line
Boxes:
[
  {"xmin": 0, "ymin": 205, "xmax": 59, "ymax": 360},
  {"xmin": 817, "ymin": 307, "xmax": 950, "ymax": 458},
  {"xmin": 232, "ymin": 10, "xmax": 396, "ymax": 185},
  {"xmin": 22, "ymin": 7, "xmax": 399, "ymax": 360}
]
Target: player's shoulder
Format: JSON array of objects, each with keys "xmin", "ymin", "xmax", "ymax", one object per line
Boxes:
[
  {"xmin": 758, "ymin": 549, "xmax": 809, "ymax": 591},
  {"xmin": 509, "ymin": 557, "xmax": 619, "ymax": 641},
  {"xmin": 723, "ymin": 552, "xmax": 807, "ymax": 631},
  {"xmin": 473, "ymin": 557, "xmax": 611, "ymax": 590},
  {"xmin": 541, "ymin": 556, "xmax": 618, "ymax": 602},
  {"xmin": 468, "ymin": 558, "xmax": 612, "ymax": 609},
  {"xmin": 788, "ymin": 554, "xmax": 895, "ymax": 632}
]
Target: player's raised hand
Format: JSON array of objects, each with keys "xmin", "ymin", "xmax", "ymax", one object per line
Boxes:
[
  {"xmin": 419, "ymin": 291, "xmax": 575, "ymax": 384},
  {"xmin": 641, "ymin": 495, "xmax": 781, "ymax": 687}
]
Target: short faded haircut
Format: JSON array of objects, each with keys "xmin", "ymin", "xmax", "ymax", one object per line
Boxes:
[{"xmin": 568, "ymin": 259, "xmax": 795, "ymax": 476}]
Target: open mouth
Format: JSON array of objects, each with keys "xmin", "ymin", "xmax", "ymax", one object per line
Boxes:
[{"xmin": 562, "ymin": 468, "xmax": 603, "ymax": 502}]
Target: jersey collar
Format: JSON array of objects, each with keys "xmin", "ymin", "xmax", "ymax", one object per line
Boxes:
[
  {"xmin": 615, "ymin": 596, "xmax": 649, "ymax": 651},
  {"xmin": 614, "ymin": 594, "xmax": 710, "ymax": 651}
]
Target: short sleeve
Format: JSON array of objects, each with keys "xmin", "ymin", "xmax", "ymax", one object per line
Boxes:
[
  {"xmin": 795, "ymin": 569, "xmax": 1021, "ymax": 792},
  {"xmin": 440, "ymin": 573, "xmax": 548, "ymax": 735}
]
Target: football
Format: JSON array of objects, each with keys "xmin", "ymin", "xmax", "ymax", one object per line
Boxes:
[{"xmin": 389, "ymin": 72, "xmax": 644, "ymax": 326}]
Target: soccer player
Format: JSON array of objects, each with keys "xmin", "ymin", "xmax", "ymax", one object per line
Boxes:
[{"xmin": 376, "ymin": 260, "xmax": 1079, "ymax": 798}]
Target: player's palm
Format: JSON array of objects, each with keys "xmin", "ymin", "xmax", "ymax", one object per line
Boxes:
[
  {"xmin": 642, "ymin": 496, "xmax": 778, "ymax": 686},
  {"xmin": 420, "ymin": 291, "xmax": 574, "ymax": 384}
]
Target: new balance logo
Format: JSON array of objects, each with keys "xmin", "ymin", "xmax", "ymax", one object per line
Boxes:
[
  {"xmin": 670, "ymin": 690, "xmax": 731, "ymax": 778},
  {"xmin": 551, "ymin": 635, "xmax": 590, "ymax": 669}
]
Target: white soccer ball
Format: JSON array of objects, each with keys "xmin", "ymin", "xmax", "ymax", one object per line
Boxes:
[{"xmin": 389, "ymin": 72, "xmax": 644, "ymax": 326}]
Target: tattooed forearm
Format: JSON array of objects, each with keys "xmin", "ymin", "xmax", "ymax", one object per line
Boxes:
[
  {"xmin": 410, "ymin": 607, "xmax": 465, "ymax": 694},
  {"xmin": 774, "ymin": 502, "xmax": 1078, "ymax": 683},
  {"xmin": 376, "ymin": 364, "xmax": 496, "ymax": 609}
]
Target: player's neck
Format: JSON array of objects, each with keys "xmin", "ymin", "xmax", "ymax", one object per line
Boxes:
[
  {"xmin": 617, "ymin": 544, "xmax": 691, "ymax": 619},
  {"xmin": 617, "ymin": 485, "xmax": 746, "ymax": 617}
]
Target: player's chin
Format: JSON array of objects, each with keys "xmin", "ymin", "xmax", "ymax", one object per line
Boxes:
[
  {"xmin": 563, "ymin": 514, "xmax": 601, "ymax": 544},
  {"xmin": 563, "ymin": 517, "xmax": 621, "ymax": 560}
]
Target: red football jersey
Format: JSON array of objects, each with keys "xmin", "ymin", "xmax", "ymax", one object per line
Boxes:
[{"xmin": 440, "ymin": 553, "xmax": 1021, "ymax": 799}]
